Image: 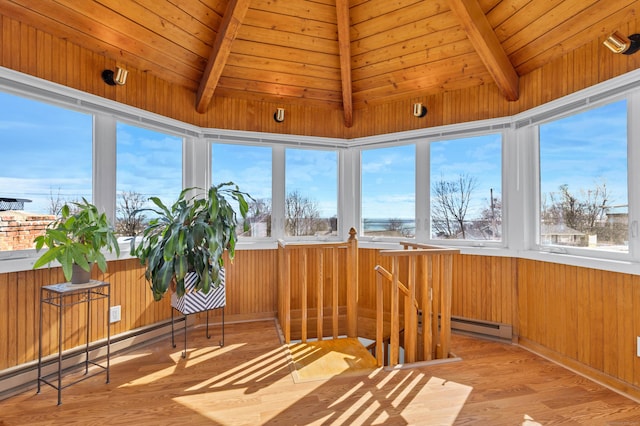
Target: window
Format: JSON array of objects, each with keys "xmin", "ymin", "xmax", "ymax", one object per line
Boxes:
[
  {"xmin": 0, "ymin": 92, "xmax": 92, "ymax": 251},
  {"xmin": 539, "ymin": 100, "xmax": 628, "ymax": 252},
  {"xmin": 116, "ymin": 122, "xmax": 182, "ymax": 237},
  {"xmin": 430, "ymin": 134, "xmax": 502, "ymax": 241},
  {"xmin": 285, "ymin": 148, "xmax": 338, "ymax": 237},
  {"xmin": 212, "ymin": 143, "xmax": 272, "ymax": 237},
  {"xmin": 361, "ymin": 144, "xmax": 416, "ymax": 238}
]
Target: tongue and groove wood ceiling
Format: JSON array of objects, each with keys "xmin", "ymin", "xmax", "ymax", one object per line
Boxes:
[{"xmin": 3, "ymin": 0, "xmax": 637, "ymax": 127}]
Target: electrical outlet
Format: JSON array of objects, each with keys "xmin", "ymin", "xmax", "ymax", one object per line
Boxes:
[
  {"xmin": 637, "ymin": 337, "xmax": 640, "ymax": 357},
  {"xmin": 110, "ymin": 305, "xmax": 121, "ymax": 323}
]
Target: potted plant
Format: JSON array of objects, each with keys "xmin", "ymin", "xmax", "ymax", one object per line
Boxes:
[
  {"xmin": 33, "ymin": 198, "xmax": 121, "ymax": 284},
  {"xmin": 131, "ymin": 183, "xmax": 253, "ymax": 301}
]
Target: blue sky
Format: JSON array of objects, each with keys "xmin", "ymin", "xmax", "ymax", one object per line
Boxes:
[
  {"xmin": 0, "ymin": 91, "xmax": 629, "ymax": 221},
  {"xmin": 0, "ymin": 92, "xmax": 93, "ymax": 213},
  {"xmin": 116, "ymin": 122, "xmax": 182, "ymax": 209},
  {"xmin": 362, "ymin": 144, "xmax": 415, "ymax": 219},
  {"xmin": 540, "ymin": 99, "xmax": 628, "ymax": 209},
  {"xmin": 430, "ymin": 134, "xmax": 502, "ymax": 218}
]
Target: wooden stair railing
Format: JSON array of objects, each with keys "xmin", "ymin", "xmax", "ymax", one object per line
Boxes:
[
  {"xmin": 278, "ymin": 228, "xmax": 358, "ymax": 344},
  {"xmin": 375, "ymin": 243, "xmax": 459, "ymax": 367}
]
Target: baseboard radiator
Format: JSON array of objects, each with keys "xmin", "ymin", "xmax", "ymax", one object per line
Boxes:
[
  {"xmin": 0, "ymin": 318, "xmax": 185, "ymax": 401},
  {"xmin": 450, "ymin": 316, "xmax": 513, "ymax": 342}
]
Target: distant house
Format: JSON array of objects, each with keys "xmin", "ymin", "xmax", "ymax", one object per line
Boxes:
[
  {"xmin": 606, "ymin": 206, "xmax": 629, "ymax": 227},
  {"xmin": 540, "ymin": 224, "xmax": 587, "ymax": 246}
]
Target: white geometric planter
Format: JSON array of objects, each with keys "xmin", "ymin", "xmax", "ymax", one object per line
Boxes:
[{"xmin": 170, "ymin": 270, "xmax": 225, "ymax": 358}]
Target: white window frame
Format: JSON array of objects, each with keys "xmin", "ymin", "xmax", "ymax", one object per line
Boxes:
[
  {"xmin": 523, "ymin": 94, "xmax": 634, "ymax": 262},
  {"xmin": 3, "ymin": 65, "xmax": 640, "ymax": 275}
]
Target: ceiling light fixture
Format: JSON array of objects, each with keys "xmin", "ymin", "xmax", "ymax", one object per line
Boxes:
[
  {"xmin": 413, "ymin": 103, "xmax": 427, "ymax": 118},
  {"xmin": 274, "ymin": 108, "xmax": 285, "ymax": 123},
  {"xmin": 603, "ymin": 31, "xmax": 640, "ymax": 55},
  {"xmin": 101, "ymin": 67, "xmax": 129, "ymax": 86}
]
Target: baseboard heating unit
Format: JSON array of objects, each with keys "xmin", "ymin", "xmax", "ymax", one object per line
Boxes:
[{"xmin": 450, "ymin": 316, "xmax": 512, "ymax": 342}]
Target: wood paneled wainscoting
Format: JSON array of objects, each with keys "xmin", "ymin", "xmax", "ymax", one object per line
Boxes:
[
  {"xmin": 0, "ymin": 249, "xmax": 278, "ymax": 395},
  {"xmin": 3, "ymin": 249, "xmax": 640, "ymax": 402},
  {"xmin": 517, "ymin": 259, "xmax": 640, "ymax": 400}
]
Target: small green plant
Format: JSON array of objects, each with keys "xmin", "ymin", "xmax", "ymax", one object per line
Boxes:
[
  {"xmin": 131, "ymin": 183, "xmax": 253, "ymax": 301},
  {"xmin": 33, "ymin": 198, "xmax": 121, "ymax": 282}
]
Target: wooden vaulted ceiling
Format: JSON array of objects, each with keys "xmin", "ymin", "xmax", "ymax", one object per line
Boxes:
[{"xmin": 2, "ymin": 0, "xmax": 637, "ymax": 128}]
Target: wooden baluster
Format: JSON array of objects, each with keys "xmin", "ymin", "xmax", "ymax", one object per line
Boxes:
[
  {"xmin": 347, "ymin": 228, "xmax": 358, "ymax": 338},
  {"xmin": 422, "ymin": 255, "xmax": 433, "ymax": 361},
  {"xmin": 440, "ymin": 254, "xmax": 453, "ymax": 359},
  {"xmin": 317, "ymin": 249, "xmax": 324, "ymax": 341},
  {"xmin": 390, "ymin": 256, "xmax": 400, "ymax": 366},
  {"xmin": 432, "ymin": 254, "xmax": 441, "ymax": 358},
  {"xmin": 332, "ymin": 247, "xmax": 339, "ymax": 339},
  {"xmin": 376, "ymin": 268, "xmax": 384, "ymax": 367},
  {"xmin": 301, "ymin": 248, "xmax": 308, "ymax": 343},
  {"xmin": 405, "ymin": 256, "xmax": 417, "ymax": 363}
]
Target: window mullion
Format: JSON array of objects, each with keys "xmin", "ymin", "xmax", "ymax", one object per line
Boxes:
[
  {"xmin": 416, "ymin": 141, "xmax": 429, "ymax": 241},
  {"xmin": 628, "ymin": 91, "xmax": 640, "ymax": 259},
  {"xmin": 272, "ymin": 145, "xmax": 285, "ymax": 240},
  {"xmin": 93, "ymin": 114, "xmax": 117, "ymax": 223}
]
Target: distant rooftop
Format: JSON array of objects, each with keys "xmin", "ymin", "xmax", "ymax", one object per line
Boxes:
[{"xmin": 0, "ymin": 197, "xmax": 31, "ymax": 211}]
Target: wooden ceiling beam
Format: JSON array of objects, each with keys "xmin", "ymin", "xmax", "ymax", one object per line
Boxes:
[
  {"xmin": 336, "ymin": 0, "xmax": 353, "ymax": 128},
  {"xmin": 195, "ymin": 0, "xmax": 251, "ymax": 114},
  {"xmin": 447, "ymin": 0, "xmax": 519, "ymax": 101}
]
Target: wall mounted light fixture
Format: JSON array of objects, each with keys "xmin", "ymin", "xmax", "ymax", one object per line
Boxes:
[
  {"xmin": 101, "ymin": 67, "xmax": 129, "ymax": 86},
  {"xmin": 274, "ymin": 108, "xmax": 285, "ymax": 123},
  {"xmin": 413, "ymin": 103, "xmax": 427, "ymax": 118},
  {"xmin": 603, "ymin": 31, "xmax": 640, "ymax": 55}
]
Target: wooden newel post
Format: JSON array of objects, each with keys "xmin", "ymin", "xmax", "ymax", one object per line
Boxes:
[{"xmin": 347, "ymin": 227, "xmax": 358, "ymax": 338}]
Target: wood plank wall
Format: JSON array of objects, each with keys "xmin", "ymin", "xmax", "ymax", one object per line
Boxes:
[
  {"xmin": 0, "ymin": 250, "xmax": 277, "ymax": 371},
  {"xmin": 3, "ymin": 250, "xmax": 640, "ymax": 398},
  {"xmin": 517, "ymin": 259, "xmax": 640, "ymax": 397},
  {"xmin": 1, "ymin": 14, "xmax": 639, "ymax": 139}
]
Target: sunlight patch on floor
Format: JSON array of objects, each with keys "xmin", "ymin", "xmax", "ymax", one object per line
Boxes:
[
  {"xmin": 119, "ymin": 343, "xmax": 243, "ymax": 387},
  {"xmin": 523, "ymin": 414, "xmax": 543, "ymax": 425},
  {"xmin": 289, "ymin": 337, "xmax": 378, "ymax": 382},
  {"xmin": 186, "ymin": 346, "xmax": 290, "ymax": 391}
]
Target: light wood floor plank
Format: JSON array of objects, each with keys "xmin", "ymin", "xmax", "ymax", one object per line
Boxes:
[{"xmin": 1, "ymin": 320, "xmax": 639, "ymax": 425}]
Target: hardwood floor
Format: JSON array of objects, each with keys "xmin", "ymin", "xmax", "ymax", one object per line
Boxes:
[{"xmin": 1, "ymin": 320, "xmax": 639, "ymax": 425}]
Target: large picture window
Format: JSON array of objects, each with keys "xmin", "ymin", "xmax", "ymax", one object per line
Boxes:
[
  {"xmin": 361, "ymin": 144, "xmax": 415, "ymax": 238},
  {"xmin": 0, "ymin": 92, "xmax": 92, "ymax": 251},
  {"xmin": 539, "ymin": 100, "xmax": 628, "ymax": 252},
  {"xmin": 116, "ymin": 122, "xmax": 182, "ymax": 237},
  {"xmin": 285, "ymin": 148, "xmax": 338, "ymax": 237},
  {"xmin": 212, "ymin": 143, "xmax": 272, "ymax": 237},
  {"xmin": 430, "ymin": 134, "xmax": 502, "ymax": 241}
]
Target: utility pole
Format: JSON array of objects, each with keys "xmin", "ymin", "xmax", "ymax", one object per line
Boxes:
[{"xmin": 490, "ymin": 188, "xmax": 497, "ymax": 238}]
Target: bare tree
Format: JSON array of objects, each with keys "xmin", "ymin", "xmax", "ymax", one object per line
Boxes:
[
  {"xmin": 542, "ymin": 181, "xmax": 615, "ymax": 243},
  {"xmin": 285, "ymin": 190, "xmax": 321, "ymax": 236},
  {"xmin": 386, "ymin": 218, "xmax": 404, "ymax": 235},
  {"xmin": 47, "ymin": 188, "xmax": 65, "ymax": 216},
  {"xmin": 431, "ymin": 173, "xmax": 478, "ymax": 239},
  {"xmin": 116, "ymin": 191, "xmax": 147, "ymax": 236}
]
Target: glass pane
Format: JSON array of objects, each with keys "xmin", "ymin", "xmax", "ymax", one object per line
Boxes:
[
  {"xmin": 116, "ymin": 122, "xmax": 182, "ymax": 236},
  {"xmin": 0, "ymin": 92, "xmax": 92, "ymax": 251},
  {"xmin": 539, "ymin": 100, "xmax": 628, "ymax": 252},
  {"xmin": 212, "ymin": 143, "xmax": 272, "ymax": 237},
  {"xmin": 361, "ymin": 145, "xmax": 415, "ymax": 238},
  {"xmin": 285, "ymin": 148, "xmax": 338, "ymax": 237},
  {"xmin": 430, "ymin": 134, "xmax": 502, "ymax": 241}
]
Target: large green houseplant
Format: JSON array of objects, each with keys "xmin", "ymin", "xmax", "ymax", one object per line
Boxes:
[
  {"xmin": 33, "ymin": 199, "xmax": 121, "ymax": 283},
  {"xmin": 131, "ymin": 183, "xmax": 253, "ymax": 301}
]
